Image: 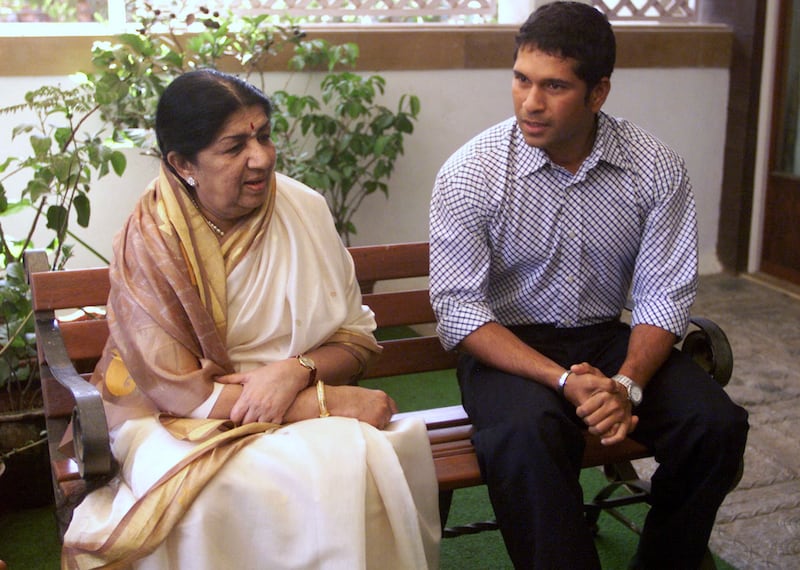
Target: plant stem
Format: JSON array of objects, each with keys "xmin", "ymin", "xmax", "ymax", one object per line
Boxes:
[
  {"xmin": 17, "ymin": 198, "xmax": 48, "ymax": 264},
  {"xmin": 0, "ymin": 310, "xmax": 33, "ymax": 359},
  {"xmin": 0, "ymin": 433, "xmax": 47, "ymax": 461},
  {"xmin": 66, "ymin": 230, "xmax": 109, "ymax": 265},
  {"xmin": 59, "ymin": 103, "xmax": 101, "ymax": 153}
]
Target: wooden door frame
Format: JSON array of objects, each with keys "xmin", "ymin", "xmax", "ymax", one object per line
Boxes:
[
  {"xmin": 760, "ymin": 0, "xmax": 800, "ymax": 284},
  {"xmin": 703, "ymin": 0, "xmax": 768, "ymax": 273}
]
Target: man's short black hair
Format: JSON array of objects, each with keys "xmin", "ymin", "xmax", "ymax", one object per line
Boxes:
[{"xmin": 514, "ymin": 1, "xmax": 616, "ymax": 91}]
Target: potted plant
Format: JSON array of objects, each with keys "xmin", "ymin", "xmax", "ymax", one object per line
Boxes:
[{"xmin": 0, "ymin": 82, "xmax": 127, "ymax": 507}]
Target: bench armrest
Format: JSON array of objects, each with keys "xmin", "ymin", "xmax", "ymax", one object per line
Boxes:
[
  {"xmin": 25, "ymin": 249, "xmax": 112, "ymax": 480},
  {"xmin": 37, "ymin": 317, "xmax": 113, "ymax": 478},
  {"xmin": 683, "ymin": 316, "xmax": 734, "ymax": 387}
]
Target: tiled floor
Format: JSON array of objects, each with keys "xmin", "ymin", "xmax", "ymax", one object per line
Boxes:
[{"xmin": 636, "ymin": 273, "xmax": 800, "ymax": 570}]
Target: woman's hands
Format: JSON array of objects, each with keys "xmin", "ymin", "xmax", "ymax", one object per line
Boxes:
[
  {"xmin": 215, "ymin": 358, "xmax": 398, "ymax": 429},
  {"xmin": 216, "ymin": 359, "xmax": 308, "ymax": 425},
  {"xmin": 565, "ymin": 362, "xmax": 639, "ymax": 446}
]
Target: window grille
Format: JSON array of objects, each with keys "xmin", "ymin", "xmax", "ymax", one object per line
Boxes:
[
  {"xmin": 0, "ymin": 0, "xmax": 702, "ymax": 27},
  {"xmin": 144, "ymin": 0, "xmax": 497, "ymax": 24},
  {"xmin": 591, "ymin": 0, "xmax": 698, "ymax": 22}
]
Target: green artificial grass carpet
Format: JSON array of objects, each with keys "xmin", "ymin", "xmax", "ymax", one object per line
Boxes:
[{"xmin": 0, "ymin": 339, "xmax": 737, "ymax": 569}]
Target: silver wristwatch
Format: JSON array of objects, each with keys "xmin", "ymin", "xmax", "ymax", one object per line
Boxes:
[{"xmin": 612, "ymin": 374, "xmax": 643, "ymax": 406}]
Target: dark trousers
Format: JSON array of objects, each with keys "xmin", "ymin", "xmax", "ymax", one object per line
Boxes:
[{"xmin": 457, "ymin": 321, "xmax": 749, "ymax": 570}]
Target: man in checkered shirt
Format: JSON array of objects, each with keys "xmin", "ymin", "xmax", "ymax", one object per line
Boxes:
[{"xmin": 429, "ymin": 2, "xmax": 748, "ymax": 568}]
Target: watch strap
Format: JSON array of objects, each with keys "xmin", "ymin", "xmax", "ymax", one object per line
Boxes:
[{"xmin": 612, "ymin": 373, "xmax": 642, "ymax": 405}]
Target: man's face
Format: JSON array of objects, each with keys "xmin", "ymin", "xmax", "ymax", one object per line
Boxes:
[{"xmin": 512, "ymin": 46, "xmax": 609, "ymax": 172}]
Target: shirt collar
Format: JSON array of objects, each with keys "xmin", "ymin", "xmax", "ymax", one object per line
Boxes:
[{"xmin": 512, "ymin": 111, "xmax": 628, "ymax": 180}]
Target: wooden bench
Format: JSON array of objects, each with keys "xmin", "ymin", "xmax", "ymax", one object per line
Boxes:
[{"xmin": 25, "ymin": 242, "xmax": 733, "ymax": 540}]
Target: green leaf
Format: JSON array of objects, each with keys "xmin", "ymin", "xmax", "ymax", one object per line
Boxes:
[
  {"xmin": 25, "ymin": 179, "xmax": 50, "ymax": 203},
  {"xmin": 30, "ymin": 135, "xmax": 51, "ymax": 158},
  {"xmin": 54, "ymin": 127, "xmax": 73, "ymax": 150},
  {"xmin": 317, "ymin": 148, "xmax": 334, "ymax": 165},
  {"xmin": 45, "ymin": 204, "xmax": 68, "ymax": 234},
  {"xmin": 374, "ymin": 135, "xmax": 391, "ymax": 156},
  {"xmin": 118, "ymin": 33, "xmax": 149, "ymax": 55},
  {"xmin": 0, "ymin": 156, "xmax": 14, "ymax": 174},
  {"xmin": 395, "ymin": 115, "xmax": 415, "ymax": 134},
  {"xmin": 5, "ymin": 261, "xmax": 26, "ymax": 282},
  {"xmin": 409, "ymin": 95, "xmax": 421, "ymax": 116},
  {"xmin": 0, "ymin": 199, "xmax": 32, "ymax": 218},
  {"xmin": 74, "ymin": 192, "xmax": 91, "ymax": 227},
  {"xmin": 110, "ymin": 150, "xmax": 127, "ymax": 176},
  {"xmin": 373, "ymin": 112, "xmax": 394, "ymax": 131},
  {"xmin": 52, "ymin": 154, "xmax": 81, "ymax": 186}
]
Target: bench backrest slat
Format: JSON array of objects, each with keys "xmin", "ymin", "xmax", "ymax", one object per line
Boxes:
[
  {"xmin": 348, "ymin": 243, "xmax": 452, "ymax": 381},
  {"xmin": 362, "ymin": 337, "xmax": 456, "ymax": 379},
  {"xmin": 29, "ymin": 267, "xmax": 111, "ymax": 311},
  {"xmin": 58, "ymin": 320, "xmax": 110, "ymax": 365},
  {"xmin": 349, "ymin": 242, "xmax": 430, "ymax": 281},
  {"xmin": 362, "ymin": 290, "xmax": 435, "ymax": 327}
]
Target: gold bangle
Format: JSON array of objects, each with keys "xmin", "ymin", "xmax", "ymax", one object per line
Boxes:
[{"xmin": 316, "ymin": 379, "xmax": 331, "ymax": 418}]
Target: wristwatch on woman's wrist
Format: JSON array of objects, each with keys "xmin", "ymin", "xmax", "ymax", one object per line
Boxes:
[{"xmin": 295, "ymin": 354, "xmax": 317, "ymax": 386}]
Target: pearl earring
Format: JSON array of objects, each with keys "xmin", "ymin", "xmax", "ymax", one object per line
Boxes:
[{"xmin": 187, "ymin": 176, "xmax": 197, "ymax": 187}]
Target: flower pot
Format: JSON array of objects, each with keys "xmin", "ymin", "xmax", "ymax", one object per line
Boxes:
[{"xmin": 0, "ymin": 409, "xmax": 53, "ymax": 511}]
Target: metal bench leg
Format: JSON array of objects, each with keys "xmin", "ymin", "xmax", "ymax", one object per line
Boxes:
[{"xmin": 584, "ymin": 463, "xmax": 651, "ymax": 536}]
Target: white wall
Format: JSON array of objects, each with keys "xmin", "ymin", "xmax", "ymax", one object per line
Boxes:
[{"xmin": 1, "ymin": 65, "xmax": 729, "ymax": 274}]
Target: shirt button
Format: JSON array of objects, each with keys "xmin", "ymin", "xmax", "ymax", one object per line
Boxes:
[{"xmin": 566, "ymin": 275, "xmax": 575, "ymax": 283}]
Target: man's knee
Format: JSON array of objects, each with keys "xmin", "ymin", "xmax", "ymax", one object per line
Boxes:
[
  {"xmin": 473, "ymin": 401, "xmax": 585, "ymax": 472},
  {"xmin": 695, "ymin": 390, "xmax": 749, "ymax": 453}
]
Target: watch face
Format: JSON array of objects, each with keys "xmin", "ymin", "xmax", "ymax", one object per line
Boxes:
[
  {"xmin": 298, "ymin": 354, "xmax": 316, "ymax": 370},
  {"xmin": 629, "ymin": 384, "xmax": 643, "ymax": 405}
]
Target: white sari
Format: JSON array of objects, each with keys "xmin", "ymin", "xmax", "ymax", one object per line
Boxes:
[{"xmin": 63, "ymin": 173, "xmax": 441, "ymax": 569}]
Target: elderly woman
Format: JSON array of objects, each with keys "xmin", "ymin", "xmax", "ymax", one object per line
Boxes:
[{"xmin": 62, "ymin": 69, "xmax": 440, "ymax": 569}]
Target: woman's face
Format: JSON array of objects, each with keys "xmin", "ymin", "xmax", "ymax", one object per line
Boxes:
[{"xmin": 171, "ymin": 105, "xmax": 276, "ymax": 231}]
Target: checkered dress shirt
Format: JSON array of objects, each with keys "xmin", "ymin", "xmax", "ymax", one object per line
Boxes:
[{"xmin": 429, "ymin": 112, "xmax": 698, "ymax": 351}]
